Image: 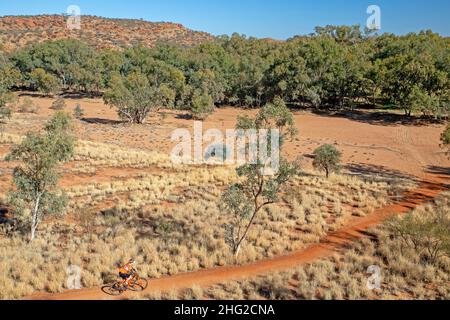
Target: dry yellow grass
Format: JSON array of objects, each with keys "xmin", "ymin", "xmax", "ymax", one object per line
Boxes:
[
  {"xmin": 0, "ymin": 166, "xmax": 413, "ymax": 299},
  {"xmin": 0, "ymin": 130, "xmax": 417, "ymax": 300},
  {"xmin": 73, "ymin": 140, "xmax": 175, "ymax": 169},
  {"xmin": 0, "ymin": 132, "xmax": 22, "ymax": 145},
  {"xmin": 0, "ymin": 133, "xmax": 174, "ymax": 169}
]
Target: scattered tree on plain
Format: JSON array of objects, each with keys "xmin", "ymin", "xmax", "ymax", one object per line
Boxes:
[
  {"xmin": 221, "ymin": 99, "xmax": 299, "ymax": 257},
  {"xmin": 0, "ymin": 51, "xmax": 19, "ymax": 130},
  {"xmin": 190, "ymin": 90, "xmax": 214, "ymax": 120},
  {"xmin": 312, "ymin": 144, "xmax": 342, "ymax": 178},
  {"xmin": 6, "ymin": 112, "xmax": 75, "ymax": 240}
]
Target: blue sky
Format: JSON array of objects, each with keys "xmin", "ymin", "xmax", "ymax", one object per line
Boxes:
[{"xmin": 0, "ymin": 0, "xmax": 449, "ymax": 39}]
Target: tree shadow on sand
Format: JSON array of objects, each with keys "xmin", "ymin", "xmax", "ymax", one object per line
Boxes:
[
  {"xmin": 61, "ymin": 92, "xmax": 102, "ymax": 99},
  {"xmin": 174, "ymin": 113, "xmax": 193, "ymax": 120},
  {"xmin": 0, "ymin": 204, "xmax": 13, "ymax": 225},
  {"xmin": 344, "ymin": 163, "xmax": 418, "ymax": 183},
  {"xmin": 80, "ymin": 118, "xmax": 123, "ymax": 125},
  {"xmin": 18, "ymin": 91, "xmax": 100, "ymax": 100},
  {"xmin": 426, "ymin": 165, "xmax": 450, "ymax": 177},
  {"xmin": 425, "ymin": 166, "xmax": 450, "ymax": 188},
  {"xmin": 311, "ymin": 109, "xmax": 446, "ymax": 127}
]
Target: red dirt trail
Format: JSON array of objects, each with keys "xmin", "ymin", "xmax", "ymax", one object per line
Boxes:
[{"xmin": 28, "ymin": 176, "xmax": 448, "ymax": 300}]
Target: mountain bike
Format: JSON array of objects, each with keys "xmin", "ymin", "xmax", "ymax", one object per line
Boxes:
[{"xmin": 101, "ymin": 270, "xmax": 148, "ymax": 296}]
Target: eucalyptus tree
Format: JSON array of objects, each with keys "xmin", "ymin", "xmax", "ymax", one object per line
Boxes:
[
  {"xmin": 221, "ymin": 98, "xmax": 299, "ymax": 257},
  {"xmin": 312, "ymin": 144, "xmax": 342, "ymax": 178},
  {"xmin": 104, "ymin": 71, "xmax": 175, "ymax": 124},
  {"xmin": 7, "ymin": 112, "xmax": 75, "ymax": 240}
]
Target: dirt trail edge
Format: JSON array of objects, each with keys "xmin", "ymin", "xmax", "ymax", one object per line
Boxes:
[{"xmin": 28, "ymin": 178, "xmax": 447, "ymax": 300}]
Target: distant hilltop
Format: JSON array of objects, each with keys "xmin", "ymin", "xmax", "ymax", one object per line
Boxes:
[{"xmin": 0, "ymin": 14, "xmax": 214, "ymax": 51}]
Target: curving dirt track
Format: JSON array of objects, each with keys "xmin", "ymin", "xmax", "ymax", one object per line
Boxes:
[{"xmin": 27, "ymin": 176, "xmax": 447, "ymax": 300}]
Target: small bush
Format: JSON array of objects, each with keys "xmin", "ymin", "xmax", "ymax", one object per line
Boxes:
[
  {"xmin": 73, "ymin": 104, "xmax": 85, "ymax": 119},
  {"xmin": 0, "ymin": 106, "xmax": 12, "ymax": 120},
  {"xmin": 18, "ymin": 97, "xmax": 39, "ymax": 113},
  {"xmin": 441, "ymin": 124, "xmax": 450, "ymax": 146},
  {"xmin": 50, "ymin": 97, "xmax": 66, "ymax": 111},
  {"xmin": 182, "ymin": 286, "xmax": 204, "ymax": 300},
  {"xmin": 386, "ymin": 206, "xmax": 449, "ymax": 264}
]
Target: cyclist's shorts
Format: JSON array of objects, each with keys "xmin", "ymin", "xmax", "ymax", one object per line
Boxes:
[{"xmin": 119, "ymin": 272, "xmax": 130, "ymax": 279}]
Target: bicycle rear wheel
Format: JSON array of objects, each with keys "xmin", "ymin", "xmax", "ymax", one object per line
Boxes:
[{"xmin": 101, "ymin": 282, "xmax": 124, "ymax": 296}]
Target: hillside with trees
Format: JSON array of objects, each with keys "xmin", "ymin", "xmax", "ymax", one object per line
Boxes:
[{"xmin": 0, "ymin": 15, "xmax": 213, "ymax": 51}]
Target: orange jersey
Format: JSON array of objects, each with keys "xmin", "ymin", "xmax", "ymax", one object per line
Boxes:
[{"xmin": 119, "ymin": 263, "xmax": 133, "ymax": 274}]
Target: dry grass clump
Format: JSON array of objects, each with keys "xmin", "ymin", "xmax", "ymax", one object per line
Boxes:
[
  {"xmin": 163, "ymin": 290, "xmax": 180, "ymax": 300},
  {"xmin": 280, "ymin": 171, "xmax": 414, "ymax": 246},
  {"xmin": 1, "ymin": 134, "xmax": 176, "ymax": 171},
  {"xmin": 205, "ymin": 192, "xmax": 450, "ymax": 300},
  {"xmin": 17, "ymin": 97, "xmax": 40, "ymax": 114},
  {"xmin": 205, "ymin": 274, "xmax": 294, "ymax": 300},
  {"xmin": 65, "ymin": 166, "xmax": 237, "ymax": 211},
  {"xmin": 0, "ymin": 132, "xmax": 22, "ymax": 145},
  {"xmin": 74, "ymin": 140, "xmax": 175, "ymax": 169},
  {"xmin": 0, "ymin": 232, "xmax": 75, "ymax": 299},
  {"xmin": 181, "ymin": 285, "xmax": 204, "ymax": 300},
  {"xmin": 143, "ymin": 291, "xmax": 162, "ymax": 300}
]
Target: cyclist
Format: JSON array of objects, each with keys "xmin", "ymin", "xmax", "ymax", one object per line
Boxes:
[{"xmin": 118, "ymin": 259, "xmax": 136, "ymax": 287}]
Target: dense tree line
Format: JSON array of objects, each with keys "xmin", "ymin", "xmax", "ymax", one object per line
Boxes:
[
  {"xmin": 0, "ymin": 51, "xmax": 20, "ymax": 123},
  {"xmin": 0, "ymin": 25, "xmax": 449, "ymax": 123}
]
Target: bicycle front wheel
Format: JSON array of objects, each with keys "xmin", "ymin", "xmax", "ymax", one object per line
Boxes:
[{"xmin": 128, "ymin": 278, "xmax": 148, "ymax": 291}]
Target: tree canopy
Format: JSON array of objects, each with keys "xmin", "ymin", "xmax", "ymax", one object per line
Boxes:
[{"xmin": 0, "ymin": 51, "xmax": 19, "ymax": 121}]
